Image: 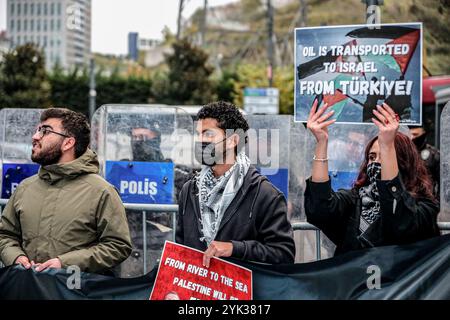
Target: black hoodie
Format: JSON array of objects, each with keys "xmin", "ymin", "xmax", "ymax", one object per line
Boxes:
[{"xmin": 176, "ymin": 166, "xmax": 295, "ymax": 264}]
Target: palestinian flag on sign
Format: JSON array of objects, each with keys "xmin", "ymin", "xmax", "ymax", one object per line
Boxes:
[
  {"xmin": 297, "ymin": 39, "xmax": 365, "ymax": 80},
  {"xmin": 314, "ymin": 74, "xmax": 360, "ymax": 120},
  {"xmin": 298, "ymin": 40, "xmax": 364, "ymax": 121},
  {"xmin": 346, "ymin": 26, "xmax": 420, "ymax": 75}
]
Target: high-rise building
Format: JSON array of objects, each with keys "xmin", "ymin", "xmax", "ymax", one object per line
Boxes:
[
  {"xmin": 128, "ymin": 32, "xmax": 138, "ymax": 61},
  {"xmin": 6, "ymin": 0, "xmax": 92, "ymax": 70},
  {"xmin": 127, "ymin": 32, "xmax": 167, "ymax": 67}
]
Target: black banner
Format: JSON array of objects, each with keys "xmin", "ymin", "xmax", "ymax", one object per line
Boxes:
[{"xmin": 1, "ymin": 234, "xmax": 450, "ymax": 300}]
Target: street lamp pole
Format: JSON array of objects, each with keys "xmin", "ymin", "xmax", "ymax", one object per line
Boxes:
[
  {"xmin": 267, "ymin": 0, "xmax": 275, "ymax": 87},
  {"xmin": 89, "ymin": 57, "xmax": 96, "ymax": 120}
]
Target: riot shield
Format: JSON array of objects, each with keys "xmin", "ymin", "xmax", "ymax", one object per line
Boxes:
[
  {"xmin": 91, "ymin": 104, "xmax": 195, "ymax": 277},
  {"xmin": 245, "ymin": 115, "xmax": 312, "ymax": 262},
  {"xmin": 0, "ymin": 109, "xmax": 42, "ymax": 200},
  {"xmin": 440, "ymin": 102, "xmax": 450, "ymax": 222}
]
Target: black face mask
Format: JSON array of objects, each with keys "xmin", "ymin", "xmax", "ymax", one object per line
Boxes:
[
  {"xmin": 366, "ymin": 162, "xmax": 382, "ymax": 183},
  {"xmin": 412, "ymin": 133, "xmax": 427, "ymax": 150},
  {"xmin": 194, "ymin": 138, "xmax": 227, "ymax": 166},
  {"xmin": 131, "ymin": 138, "xmax": 164, "ymax": 162}
]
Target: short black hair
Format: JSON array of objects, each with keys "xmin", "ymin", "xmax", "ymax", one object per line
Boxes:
[
  {"xmin": 197, "ymin": 101, "xmax": 249, "ymax": 133},
  {"xmin": 40, "ymin": 108, "xmax": 90, "ymax": 158}
]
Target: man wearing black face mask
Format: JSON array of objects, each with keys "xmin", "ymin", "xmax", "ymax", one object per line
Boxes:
[
  {"xmin": 131, "ymin": 127, "xmax": 165, "ymax": 162},
  {"xmin": 176, "ymin": 101, "xmax": 295, "ymax": 267},
  {"xmin": 409, "ymin": 126, "xmax": 440, "ymax": 199},
  {"xmin": 129, "ymin": 121, "xmax": 193, "ymax": 200},
  {"xmin": 119, "ymin": 119, "xmax": 193, "ymax": 277}
]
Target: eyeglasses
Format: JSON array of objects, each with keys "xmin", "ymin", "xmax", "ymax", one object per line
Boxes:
[{"xmin": 35, "ymin": 126, "xmax": 70, "ymax": 139}]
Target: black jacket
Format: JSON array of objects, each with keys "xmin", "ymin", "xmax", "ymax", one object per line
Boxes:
[
  {"xmin": 420, "ymin": 144, "xmax": 440, "ymax": 199},
  {"xmin": 176, "ymin": 166, "xmax": 295, "ymax": 264},
  {"xmin": 305, "ymin": 175, "xmax": 440, "ymax": 256}
]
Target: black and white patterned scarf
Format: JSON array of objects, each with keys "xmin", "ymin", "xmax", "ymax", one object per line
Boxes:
[
  {"xmin": 358, "ymin": 162, "xmax": 382, "ymax": 235},
  {"xmin": 196, "ymin": 151, "xmax": 251, "ymax": 246}
]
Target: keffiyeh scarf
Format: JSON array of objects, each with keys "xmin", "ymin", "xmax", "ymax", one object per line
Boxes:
[
  {"xmin": 358, "ymin": 162, "xmax": 382, "ymax": 235},
  {"xmin": 196, "ymin": 151, "xmax": 251, "ymax": 246}
]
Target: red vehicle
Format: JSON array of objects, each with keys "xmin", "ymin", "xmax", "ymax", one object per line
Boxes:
[{"xmin": 422, "ymin": 75, "xmax": 450, "ymax": 147}]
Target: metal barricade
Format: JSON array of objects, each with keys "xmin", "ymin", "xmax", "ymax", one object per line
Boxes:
[{"xmin": 1, "ymin": 198, "xmax": 450, "ymax": 273}]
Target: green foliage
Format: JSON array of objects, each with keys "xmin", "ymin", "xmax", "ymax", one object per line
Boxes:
[
  {"xmin": 48, "ymin": 68, "xmax": 152, "ymax": 115},
  {"xmin": 48, "ymin": 67, "xmax": 89, "ymax": 114},
  {"xmin": 184, "ymin": 0, "xmax": 450, "ymax": 75},
  {"xmin": 214, "ymin": 69, "xmax": 240, "ymax": 102},
  {"xmin": 96, "ymin": 74, "xmax": 152, "ymax": 107},
  {"xmin": 151, "ymin": 39, "xmax": 215, "ymax": 105},
  {"xmin": 0, "ymin": 43, "xmax": 51, "ymax": 108}
]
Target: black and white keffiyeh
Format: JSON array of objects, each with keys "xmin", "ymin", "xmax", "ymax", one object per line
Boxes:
[
  {"xmin": 358, "ymin": 162, "xmax": 382, "ymax": 235},
  {"xmin": 196, "ymin": 151, "xmax": 251, "ymax": 246}
]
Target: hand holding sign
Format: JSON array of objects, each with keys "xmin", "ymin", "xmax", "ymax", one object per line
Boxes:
[
  {"xmin": 306, "ymin": 100, "xmax": 336, "ymax": 144},
  {"xmin": 150, "ymin": 241, "xmax": 252, "ymax": 300},
  {"xmin": 371, "ymin": 103, "xmax": 400, "ymax": 148},
  {"xmin": 371, "ymin": 103, "xmax": 400, "ymax": 181},
  {"xmin": 203, "ymin": 241, "xmax": 233, "ymax": 268}
]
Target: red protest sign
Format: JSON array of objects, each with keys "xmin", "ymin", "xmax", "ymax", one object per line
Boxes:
[{"xmin": 149, "ymin": 241, "xmax": 252, "ymax": 300}]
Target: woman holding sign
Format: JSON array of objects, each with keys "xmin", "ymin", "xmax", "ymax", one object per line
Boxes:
[{"xmin": 304, "ymin": 101, "xmax": 440, "ymax": 255}]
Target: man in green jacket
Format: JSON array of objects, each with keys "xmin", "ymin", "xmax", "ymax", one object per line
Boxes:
[{"xmin": 0, "ymin": 108, "xmax": 132, "ymax": 274}]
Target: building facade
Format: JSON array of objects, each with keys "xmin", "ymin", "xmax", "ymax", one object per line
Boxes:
[{"xmin": 6, "ymin": 0, "xmax": 92, "ymax": 70}]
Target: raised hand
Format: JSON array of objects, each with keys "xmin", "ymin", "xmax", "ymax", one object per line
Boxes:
[
  {"xmin": 306, "ymin": 100, "xmax": 336, "ymax": 143},
  {"xmin": 371, "ymin": 103, "xmax": 399, "ymax": 149},
  {"xmin": 307, "ymin": 99, "xmax": 336, "ymax": 183},
  {"xmin": 372, "ymin": 103, "xmax": 400, "ymax": 180}
]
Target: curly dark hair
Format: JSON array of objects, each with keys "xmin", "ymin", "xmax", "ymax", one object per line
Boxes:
[
  {"xmin": 40, "ymin": 108, "xmax": 91, "ymax": 158},
  {"xmin": 198, "ymin": 101, "xmax": 249, "ymax": 131},
  {"xmin": 197, "ymin": 101, "xmax": 249, "ymax": 150}
]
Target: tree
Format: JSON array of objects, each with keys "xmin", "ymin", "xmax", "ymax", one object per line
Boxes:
[
  {"xmin": 151, "ymin": 39, "xmax": 215, "ymax": 105},
  {"xmin": 48, "ymin": 66, "xmax": 152, "ymax": 116},
  {"xmin": 214, "ymin": 68, "xmax": 239, "ymax": 102},
  {"xmin": 48, "ymin": 66, "xmax": 89, "ymax": 115},
  {"xmin": 0, "ymin": 43, "xmax": 51, "ymax": 109}
]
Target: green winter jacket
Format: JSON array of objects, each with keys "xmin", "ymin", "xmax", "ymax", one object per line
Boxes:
[{"xmin": 0, "ymin": 149, "xmax": 132, "ymax": 274}]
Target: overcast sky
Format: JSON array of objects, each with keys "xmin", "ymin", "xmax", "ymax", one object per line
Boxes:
[{"xmin": 0, "ymin": 0, "xmax": 237, "ymax": 55}]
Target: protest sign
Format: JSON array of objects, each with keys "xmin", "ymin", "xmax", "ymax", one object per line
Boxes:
[
  {"xmin": 150, "ymin": 241, "xmax": 252, "ymax": 300},
  {"xmin": 295, "ymin": 23, "xmax": 422, "ymax": 124}
]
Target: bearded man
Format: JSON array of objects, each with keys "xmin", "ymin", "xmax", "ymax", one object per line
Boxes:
[{"xmin": 0, "ymin": 108, "xmax": 132, "ymax": 275}]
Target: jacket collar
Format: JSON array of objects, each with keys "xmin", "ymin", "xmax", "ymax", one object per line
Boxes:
[
  {"xmin": 189, "ymin": 166, "xmax": 265, "ymax": 235},
  {"xmin": 38, "ymin": 148, "xmax": 99, "ymax": 184}
]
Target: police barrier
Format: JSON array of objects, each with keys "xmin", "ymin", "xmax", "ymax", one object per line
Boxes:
[
  {"xmin": 245, "ymin": 115, "xmax": 316, "ymax": 261},
  {"xmin": 0, "ymin": 109, "xmax": 42, "ymax": 200},
  {"xmin": 0, "ymin": 108, "xmax": 42, "ymax": 269},
  {"xmin": 440, "ymin": 102, "xmax": 450, "ymax": 222},
  {"xmin": 1, "ymin": 105, "xmax": 448, "ymax": 273},
  {"xmin": 91, "ymin": 105, "xmax": 195, "ymax": 276}
]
